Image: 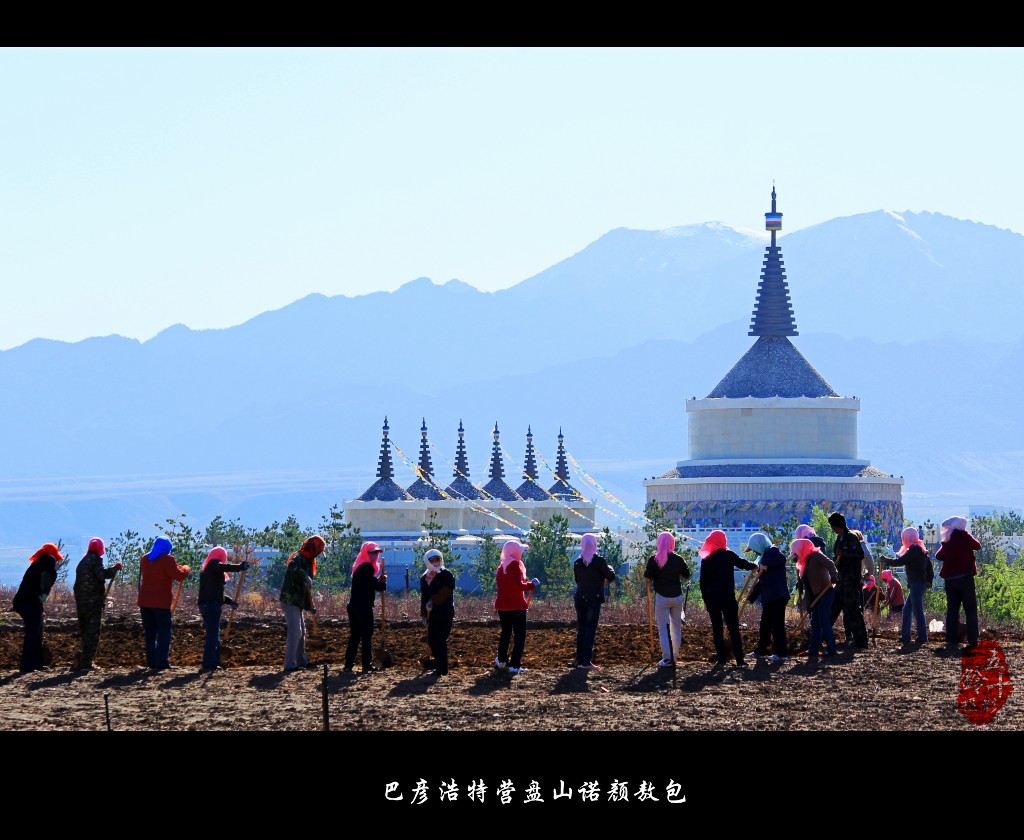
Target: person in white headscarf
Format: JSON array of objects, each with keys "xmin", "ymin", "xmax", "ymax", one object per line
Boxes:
[
  {"xmin": 643, "ymin": 531, "xmax": 691, "ymax": 667},
  {"xmin": 571, "ymin": 533, "xmax": 617, "ymax": 671},
  {"xmin": 420, "ymin": 548, "xmax": 456, "ymax": 677},
  {"xmin": 493, "ymin": 539, "xmax": 539, "ymax": 674},
  {"xmin": 935, "ymin": 516, "xmax": 982, "ymax": 651}
]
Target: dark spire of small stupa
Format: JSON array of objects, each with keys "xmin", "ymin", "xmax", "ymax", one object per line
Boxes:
[
  {"xmin": 483, "ymin": 422, "xmax": 522, "ymax": 502},
  {"xmin": 357, "ymin": 416, "xmax": 413, "ymax": 501},
  {"xmin": 547, "ymin": 427, "xmax": 576, "ymax": 500},
  {"xmin": 749, "ymin": 185, "xmax": 798, "ymax": 337},
  {"xmin": 516, "ymin": 424, "xmax": 549, "ymax": 501},
  {"xmin": 445, "ymin": 420, "xmax": 489, "ymax": 501},
  {"xmin": 406, "ymin": 417, "xmax": 444, "ymax": 500}
]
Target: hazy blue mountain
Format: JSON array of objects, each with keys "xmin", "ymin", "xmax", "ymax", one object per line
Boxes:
[{"xmin": 0, "ymin": 209, "xmax": 1021, "ymax": 551}]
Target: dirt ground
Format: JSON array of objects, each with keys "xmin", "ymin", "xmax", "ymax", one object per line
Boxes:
[{"xmin": 1, "ymin": 610, "xmax": 1019, "ymax": 734}]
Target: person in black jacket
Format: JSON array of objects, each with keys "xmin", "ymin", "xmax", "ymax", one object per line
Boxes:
[
  {"xmin": 890, "ymin": 526, "xmax": 933, "ymax": 646},
  {"xmin": 12, "ymin": 542, "xmax": 62, "ymax": 672},
  {"xmin": 643, "ymin": 531, "xmax": 691, "ymax": 667},
  {"xmin": 828, "ymin": 511, "xmax": 869, "ymax": 648},
  {"xmin": 744, "ymin": 531, "xmax": 791, "ymax": 661},
  {"xmin": 420, "ymin": 548, "xmax": 456, "ymax": 677},
  {"xmin": 345, "ymin": 541, "xmax": 388, "ymax": 673},
  {"xmin": 698, "ymin": 529, "xmax": 757, "ymax": 667},
  {"xmin": 572, "ymin": 533, "xmax": 617, "ymax": 670},
  {"xmin": 197, "ymin": 545, "xmax": 250, "ymax": 673}
]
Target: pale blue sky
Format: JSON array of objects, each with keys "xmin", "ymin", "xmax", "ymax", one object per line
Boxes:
[{"xmin": 1, "ymin": 46, "xmax": 1021, "ymax": 350}]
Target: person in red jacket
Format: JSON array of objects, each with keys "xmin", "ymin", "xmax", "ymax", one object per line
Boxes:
[
  {"xmin": 936, "ymin": 516, "xmax": 982, "ymax": 651},
  {"xmin": 493, "ymin": 539, "xmax": 538, "ymax": 675},
  {"xmin": 137, "ymin": 537, "xmax": 191, "ymax": 670}
]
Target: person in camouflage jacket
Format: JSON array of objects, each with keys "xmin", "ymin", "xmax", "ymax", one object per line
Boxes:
[{"xmin": 73, "ymin": 537, "xmax": 122, "ymax": 670}]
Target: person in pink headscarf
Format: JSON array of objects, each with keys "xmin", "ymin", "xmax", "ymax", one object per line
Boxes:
[
  {"xmin": 935, "ymin": 516, "xmax": 982, "ymax": 651},
  {"xmin": 697, "ymin": 530, "xmax": 757, "ymax": 667},
  {"xmin": 643, "ymin": 531, "xmax": 691, "ymax": 667},
  {"xmin": 493, "ymin": 539, "xmax": 539, "ymax": 674},
  {"xmin": 197, "ymin": 545, "xmax": 250, "ymax": 673},
  {"xmin": 791, "ymin": 538, "xmax": 839, "ymax": 656},
  {"xmin": 344, "ymin": 540, "xmax": 387, "ymax": 673},
  {"xmin": 572, "ymin": 533, "xmax": 617, "ymax": 670},
  {"xmin": 73, "ymin": 537, "xmax": 122, "ymax": 671},
  {"xmin": 880, "ymin": 569, "xmax": 905, "ymax": 615},
  {"xmin": 889, "ymin": 525, "xmax": 933, "ymax": 646}
]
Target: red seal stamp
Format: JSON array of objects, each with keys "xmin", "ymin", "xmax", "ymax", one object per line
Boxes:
[{"xmin": 958, "ymin": 640, "xmax": 1014, "ymax": 725}]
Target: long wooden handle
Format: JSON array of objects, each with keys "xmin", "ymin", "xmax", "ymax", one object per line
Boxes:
[
  {"xmin": 737, "ymin": 567, "xmax": 763, "ymax": 621},
  {"xmin": 871, "ymin": 559, "xmax": 884, "ymax": 638},
  {"xmin": 223, "ymin": 568, "xmax": 247, "ymax": 642},
  {"xmin": 737, "ymin": 566, "xmax": 757, "ymax": 604},
  {"xmin": 646, "ymin": 580, "xmax": 655, "ymax": 658},
  {"xmin": 798, "ymin": 584, "xmax": 833, "ymax": 629},
  {"xmin": 171, "ymin": 580, "xmax": 183, "ymax": 614},
  {"xmin": 104, "ymin": 572, "xmax": 117, "ymax": 598}
]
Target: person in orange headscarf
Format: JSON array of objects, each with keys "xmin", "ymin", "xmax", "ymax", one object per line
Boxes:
[
  {"xmin": 197, "ymin": 545, "xmax": 250, "ymax": 673},
  {"xmin": 698, "ymin": 530, "xmax": 757, "ymax": 667},
  {"xmin": 12, "ymin": 543, "xmax": 62, "ymax": 672},
  {"xmin": 344, "ymin": 540, "xmax": 387, "ymax": 673},
  {"xmin": 279, "ymin": 534, "xmax": 326, "ymax": 672}
]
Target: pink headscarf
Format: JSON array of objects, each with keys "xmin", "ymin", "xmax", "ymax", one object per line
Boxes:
[
  {"xmin": 579, "ymin": 533, "xmax": 598, "ymax": 566},
  {"xmin": 499, "ymin": 539, "xmax": 525, "ymax": 571},
  {"xmin": 897, "ymin": 526, "xmax": 926, "ymax": 557},
  {"xmin": 789, "ymin": 538, "xmax": 819, "ymax": 578},
  {"xmin": 352, "ymin": 541, "xmax": 383, "ymax": 576},
  {"xmin": 940, "ymin": 516, "xmax": 967, "ymax": 544},
  {"xmin": 863, "ymin": 574, "xmax": 876, "ymax": 590},
  {"xmin": 880, "ymin": 569, "xmax": 893, "ymax": 583},
  {"xmin": 655, "ymin": 531, "xmax": 675, "ymax": 568},
  {"xmin": 699, "ymin": 529, "xmax": 727, "ymax": 560},
  {"xmin": 203, "ymin": 546, "xmax": 230, "ymax": 582},
  {"xmin": 794, "ymin": 524, "xmax": 817, "ymax": 540},
  {"xmin": 88, "ymin": 537, "xmax": 105, "ymax": 556}
]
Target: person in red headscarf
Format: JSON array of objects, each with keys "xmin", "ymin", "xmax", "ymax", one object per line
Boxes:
[
  {"xmin": 643, "ymin": 531, "xmax": 691, "ymax": 667},
  {"xmin": 12, "ymin": 543, "xmax": 63, "ymax": 672},
  {"xmin": 344, "ymin": 540, "xmax": 387, "ymax": 673},
  {"xmin": 73, "ymin": 537, "xmax": 122, "ymax": 671},
  {"xmin": 280, "ymin": 534, "xmax": 326, "ymax": 672},
  {"xmin": 697, "ymin": 530, "xmax": 757, "ymax": 667},
  {"xmin": 792, "ymin": 538, "xmax": 839, "ymax": 656},
  {"xmin": 197, "ymin": 545, "xmax": 250, "ymax": 673}
]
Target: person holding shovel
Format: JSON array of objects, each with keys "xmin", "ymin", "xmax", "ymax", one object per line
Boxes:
[
  {"xmin": 197, "ymin": 545, "xmax": 250, "ymax": 673},
  {"xmin": 73, "ymin": 537, "xmax": 121, "ymax": 671},
  {"xmin": 12, "ymin": 542, "xmax": 62, "ymax": 672},
  {"xmin": 344, "ymin": 541, "xmax": 387, "ymax": 674},
  {"xmin": 280, "ymin": 534, "xmax": 326, "ymax": 673},
  {"xmin": 743, "ymin": 532, "xmax": 790, "ymax": 662},
  {"xmin": 792, "ymin": 537, "xmax": 839, "ymax": 657},
  {"xmin": 572, "ymin": 532, "xmax": 617, "ymax": 670},
  {"xmin": 420, "ymin": 548, "xmax": 455, "ymax": 677},
  {"xmin": 889, "ymin": 525, "xmax": 932, "ymax": 646},
  {"xmin": 643, "ymin": 531, "xmax": 690, "ymax": 668},
  {"xmin": 698, "ymin": 529, "xmax": 757, "ymax": 667},
  {"xmin": 137, "ymin": 537, "xmax": 191, "ymax": 670},
  {"xmin": 494, "ymin": 538, "xmax": 539, "ymax": 674}
]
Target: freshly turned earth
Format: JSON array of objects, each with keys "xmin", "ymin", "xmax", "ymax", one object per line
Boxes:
[{"xmin": 1, "ymin": 609, "xmax": 1020, "ymax": 733}]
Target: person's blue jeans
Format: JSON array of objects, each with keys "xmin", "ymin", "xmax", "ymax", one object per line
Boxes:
[
  {"xmin": 944, "ymin": 575, "xmax": 978, "ymax": 647},
  {"xmin": 199, "ymin": 600, "xmax": 223, "ymax": 669},
  {"xmin": 808, "ymin": 588, "xmax": 837, "ymax": 655},
  {"xmin": 574, "ymin": 597, "xmax": 602, "ymax": 666},
  {"xmin": 901, "ymin": 581, "xmax": 928, "ymax": 644},
  {"xmin": 140, "ymin": 607, "xmax": 173, "ymax": 668}
]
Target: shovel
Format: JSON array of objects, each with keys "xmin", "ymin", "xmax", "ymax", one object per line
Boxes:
[
  {"xmin": 373, "ymin": 556, "xmax": 394, "ymax": 667},
  {"xmin": 223, "ymin": 566, "xmax": 247, "ymax": 643}
]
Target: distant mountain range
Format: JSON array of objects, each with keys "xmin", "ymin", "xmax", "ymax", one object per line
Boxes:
[{"xmin": 0, "ymin": 208, "xmax": 1021, "ymax": 552}]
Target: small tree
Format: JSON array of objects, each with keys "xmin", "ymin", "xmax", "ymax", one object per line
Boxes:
[
  {"xmin": 312, "ymin": 504, "xmax": 362, "ymax": 594},
  {"xmin": 809, "ymin": 505, "xmax": 834, "ymax": 557},
  {"xmin": 107, "ymin": 529, "xmax": 146, "ymax": 587},
  {"xmin": 153, "ymin": 515, "xmax": 208, "ymax": 591},
  {"xmin": 255, "ymin": 515, "xmax": 312, "ymax": 593},
  {"xmin": 526, "ymin": 514, "xmax": 574, "ymax": 599},
  {"xmin": 414, "ymin": 513, "xmax": 461, "ymax": 581},
  {"xmin": 473, "ymin": 532, "xmax": 502, "ymax": 595}
]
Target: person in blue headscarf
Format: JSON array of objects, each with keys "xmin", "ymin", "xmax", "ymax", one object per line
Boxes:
[
  {"xmin": 743, "ymin": 532, "xmax": 791, "ymax": 662},
  {"xmin": 136, "ymin": 537, "xmax": 191, "ymax": 670}
]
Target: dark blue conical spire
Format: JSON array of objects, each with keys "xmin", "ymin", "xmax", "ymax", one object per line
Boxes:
[{"xmin": 749, "ymin": 185, "xmax": 798, "ymax": 337}]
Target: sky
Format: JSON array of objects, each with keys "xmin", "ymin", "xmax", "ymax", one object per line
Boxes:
[{"xmin": 2, "ymin": 46, "xmax": 1023, "ymax": 351}]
